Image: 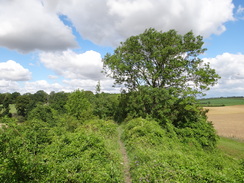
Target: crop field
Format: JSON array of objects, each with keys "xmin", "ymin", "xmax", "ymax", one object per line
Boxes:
[
  {"xmin": 205, "ymin": 105, "xmax": 244, "ymax": 139},
  {"xmin": 199, "ymin": 97, "xmax": 244, "ymax": 107}
]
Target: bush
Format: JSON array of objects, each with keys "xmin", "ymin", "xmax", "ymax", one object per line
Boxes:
[
  {"xmin": 121, "ymin": 118, "xmax": 243, "ymax": 182},
  {"xmin": 0, "ymin": 119, "xmax": 123, "ymax": 182}
]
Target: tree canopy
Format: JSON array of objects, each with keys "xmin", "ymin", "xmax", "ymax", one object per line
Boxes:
[{"xmin": 103, "ymin": 28, "xmax": 220, "ymax": 95}]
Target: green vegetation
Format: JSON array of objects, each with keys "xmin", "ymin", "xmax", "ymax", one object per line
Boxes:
[
  {"xmin": 121, "ymin": 118, "xmax": 243, "ymax": 182},
  {"xmin": 199, "ymin": 97, "xmax": 244, "ymax": 106},
  {"xmin": 0, "ymin": 29, "xmax": 242, "ymax": 182},
  {"xmin": 0, "ymin": 118, "xmax": 123, "ymax": 182},
  {"xmin": 218, "ymin": 137, "xmax": 244, "ymax": 160}
]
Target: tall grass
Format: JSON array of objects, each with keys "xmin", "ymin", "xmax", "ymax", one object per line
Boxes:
[{"xmin": 218, "ymin": 137, "xmax": 244, "ymax": 160}]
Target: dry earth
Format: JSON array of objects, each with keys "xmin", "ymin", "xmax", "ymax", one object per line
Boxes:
[{"xmin": 205, "ymin": 105, "xmax": 244, "ymax": 139}]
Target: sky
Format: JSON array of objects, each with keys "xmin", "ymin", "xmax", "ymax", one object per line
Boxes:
[{"xmin": 0, "ymin": 0, "xmax": 244, "ymax": 97}]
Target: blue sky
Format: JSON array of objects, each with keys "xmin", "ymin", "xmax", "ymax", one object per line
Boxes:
[{"xmin": 0, "ymin": 0, "xmax": 243, "ymax": 97}]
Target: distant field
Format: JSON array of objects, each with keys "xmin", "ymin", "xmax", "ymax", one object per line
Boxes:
[
  {"xmin": 199, "ymin": 97, "xmax": 244, "ymax": 107},
  {"xmin": 205, "ymin": 105, "xmax": 244, "ymax": 139}
]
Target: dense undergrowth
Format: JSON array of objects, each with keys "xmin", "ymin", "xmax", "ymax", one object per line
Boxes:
[
  {"xmin": 121, "ymin": 118, "xmax": 244, "ymax": 182},
  {"xmin": 0, "ymin": 118, "xmax": 123, "ymax": 182},
  {"xmin": 1, "ymin": 117, "xmax": 243, "ymax": 182}
]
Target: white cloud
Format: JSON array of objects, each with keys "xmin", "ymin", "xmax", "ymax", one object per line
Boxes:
[
  {"xmin": 204, "ymin": 53, "xmax": 244, "ymax": 97},
  {"xmin": 39, "ymin": 50, "xmax": 103, "ymax": 80},
  {"xmin": 39, "ymin": 49, "xmax": 120, "ymax": 93},
  {"xmin": 0, "ymin": 80, "xmax": 19, "ymax": 93},
  {"xmin": 48, "ymin": 75, "xmax": 59, "ymax": 79},
  {"xmin": 236, "ymin": 5, "xmax": 244, "ymax": 20},
  {"xmin": 0, "ymin": 60, "xmax": 31, "ymax": 81},
  {"xmin": 23, "ymin": 80, "xmax": 64, "ymax": 94},
  {"xmin": 62, "ymin": 78, "xmax": 120, "ymax": 93},
  {"xmin": 0, "ymin": 0, "xmax": 235, "ymax": 51},
  {"xmin": 237, "ymin": 5, "xmax": 244, "ymax": 14},
  {"xmin": 53, "ymin": 0, "xmax": 234, "ymax": 46},
  {"xmin": 0, "ymin": 0, "xmax": 77, "ymax": 52}
]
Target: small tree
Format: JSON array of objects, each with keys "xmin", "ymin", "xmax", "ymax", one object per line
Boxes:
[{"xmin": 65, "ymin": 90, "xmax": 93, "ymax": 121}]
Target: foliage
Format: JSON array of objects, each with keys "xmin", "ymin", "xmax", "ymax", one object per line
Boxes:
[
  {"xmin": 28, "ymin": 105, "xmax": 55, "ymax": 124},
  {"xmin": 116, "ymin": 86, "xmax": 218, "ymax": 149},
  {"xmin": 49, "ymin": 91, "xmax": 69, "ymax": 113},
  {"xmin": 32, "ymin": 90, "xmax": 48, "ymax": 104},
  {"xmin": 0, "ymin": 118, "xmax": 123, "ymax": 182},
  {"xmin": 121, "ymin": 118, "xmax": 243, "ymax": 182},
  {"xmin": 103, "ymin": 28, "xmax": 220, "ymax": 95},
  {"xmin": 65, "ymin": 90, "xmax": 93, "ymax": 121},
  {"xmin": 15, "ymin": 94, "xmax": 36, "ymax": 118},
  {"xmin": 93, "ymin": 93, "xmax": 119, "ymax": 120}
]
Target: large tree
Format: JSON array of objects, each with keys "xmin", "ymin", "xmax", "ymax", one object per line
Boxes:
[{"xmin": 103, "ymin": 28, "xmax": 220, "ymax": 95}]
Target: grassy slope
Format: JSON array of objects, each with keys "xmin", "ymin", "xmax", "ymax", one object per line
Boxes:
[
  {"xmin": 218, "ymin": 137, "xmax": 244, "ymax": 160},
  {"xmin": 198, "ymin": 97, "xmax": 244, "ymax": 107},
  {"xmin": 121, "ymin": 118, "xmax": 243, "ymax": 182}
]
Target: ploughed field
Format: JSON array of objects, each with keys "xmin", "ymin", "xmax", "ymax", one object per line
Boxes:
[{"xmin": 205, "ymin": 105, "xmax": 244, "ymax": 139}]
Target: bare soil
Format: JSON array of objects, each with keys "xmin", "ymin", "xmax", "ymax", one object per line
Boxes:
[
  {"xmin": 117, "ymin": 126, "xmax": 132, "ymax": 183},
  {"xmin": 205, "ymin": 105, "xmax": 244, "ymax": 139}
]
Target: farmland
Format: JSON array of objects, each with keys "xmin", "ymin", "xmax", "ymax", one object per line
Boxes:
[
  {"xmin": 199, "ymin": 97, "xmax": 244, "ymax": 107},
  {"xmin": 205, "ymin": 105, "xmax": 244, "ymax": 139}
]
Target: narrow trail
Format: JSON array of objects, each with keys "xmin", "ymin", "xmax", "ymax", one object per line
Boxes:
[{"xmin": 117, "ymin": 126, "xmax": 132, "ymax": 183}]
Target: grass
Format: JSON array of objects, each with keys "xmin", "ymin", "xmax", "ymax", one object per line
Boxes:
[
  {"xmin": 198, "ymin": 97, "xmax": 244, "ymax": 107},
  {"xmin": 9, "ymin": 104, "xmax": 17, "ymax": 114},
  {"xmin": 218, "ymin": 137, "xmax": 244, "ymax": 160}
]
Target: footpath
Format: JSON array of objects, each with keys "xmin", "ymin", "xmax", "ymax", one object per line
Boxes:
[{"xmin": 117, "ymin": 126, "xmax": 132, "ymax": 183}]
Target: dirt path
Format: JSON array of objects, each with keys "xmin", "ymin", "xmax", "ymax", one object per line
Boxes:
[{"xmin": 117, "ymin": 126, "xmax": 132, "ymax": 183}]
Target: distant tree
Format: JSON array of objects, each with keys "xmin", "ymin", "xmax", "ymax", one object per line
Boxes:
[
  {"xmin": 10, "ymin": 92, "xmax": 21, "ymax": 103},
  {"xmin": 93, "ymin": 93, "xmax": 119, "ymax": 120},
  {"xmin": 49, "ymin": 91, "xmax": 69, "ymax": 113},
  {"xmin": 28, "ymin": 105, "xmax": 55, "ymax": 123},
  {"xmin": 15, "ymin": 94, "xmax": 35, "ymax": 118},
  {"xmin": 65, "ymin": 90, "xmax": 93, "ymax": 121},
  {"xmin": 33, "ymin": 90, "xmax": 48, "ymax": 104},
  {"xmin": 95, "ymin": 81, "xmax": 101, "ymax": 94},
  {"xmin": 0, "ymin": 93, "xmax": 12, "ymax": 117}
]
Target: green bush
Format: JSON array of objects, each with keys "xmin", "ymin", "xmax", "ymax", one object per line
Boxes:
[
  {"xmin": 121, "ymin": 118, "xmax": 243, "ymax": 182},
  {"xmin": 0, "ymin": 118, "xmax": 123, "ymax": 182}
]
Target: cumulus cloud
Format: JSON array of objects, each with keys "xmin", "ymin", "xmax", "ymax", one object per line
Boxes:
[
  {"xmin": 0, "ymin": 60, "xmax": 31, "ymax": 81},
  {"xmin": 39, "ymin": 49, "xmax": 120, "ymax": 92},
  {"xmin": 0, "ymin": 80, "xmax": 19, "ymax": 93},
  {"xmin": 52, "ymin": 0, "xmax": 235, "ymax": 46},
  {"xmin": 204, "ymin": 53, "xmax": 244, "ymax": 97},
  {"xmin": 0, "ymin": 0, "xmax": 77, "ymax": 52},
  {"xmin": 63, "ymin": 78, "xmax": 120, "ymax": 93},
  {"xmin": 39, "ymin": 50, "xmax": 103, "ymax": 80},
  {"xmin": 0, "ymin": 0, "xmax": 235, "ymax": 51},
  {"xmin": 236, "ymin": 5, "xmax": 244, "ymax": 20},
  {"xmin": 23, "ymin": 80, "xmax": 64, "ymax": 94}
]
